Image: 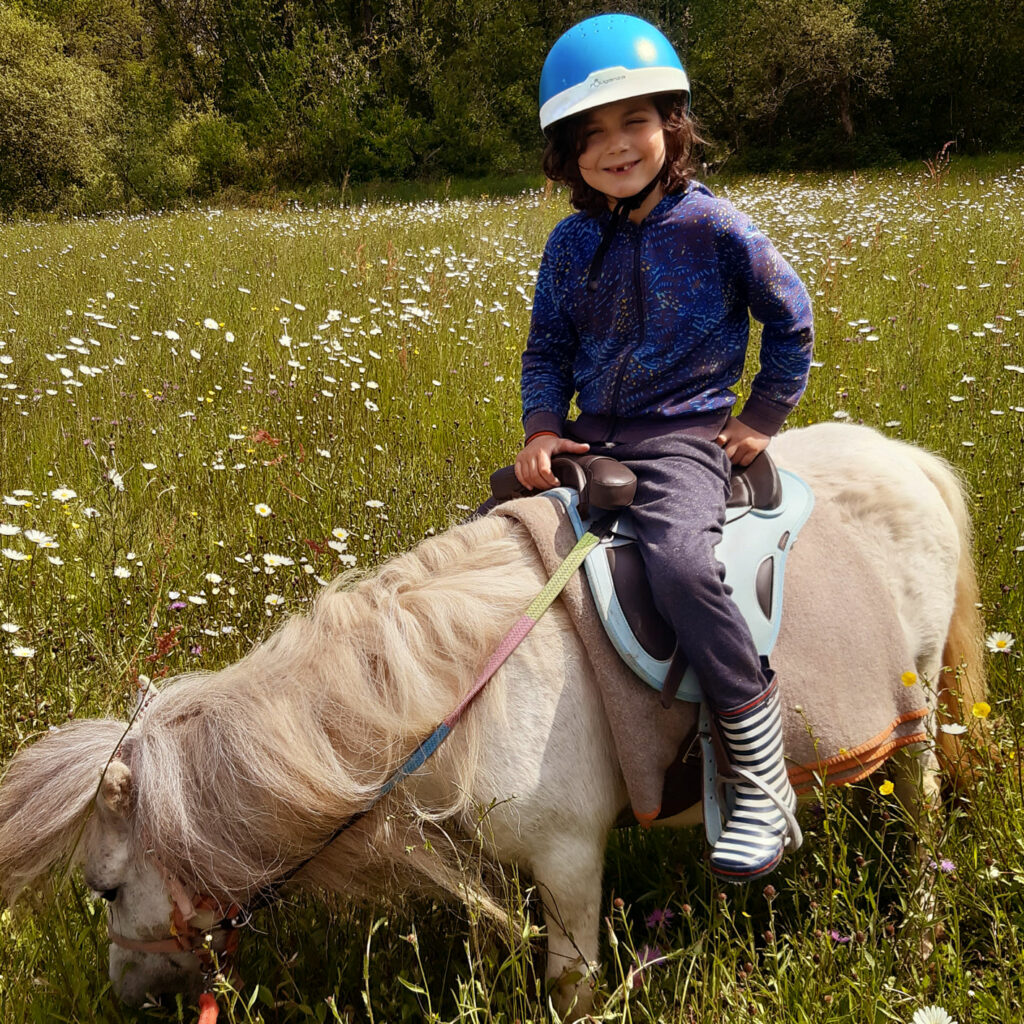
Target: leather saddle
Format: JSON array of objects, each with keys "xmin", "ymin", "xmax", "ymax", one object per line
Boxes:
[{"xmin": 490, "ymin": 451, "xmax": 804, "ymax": 701}]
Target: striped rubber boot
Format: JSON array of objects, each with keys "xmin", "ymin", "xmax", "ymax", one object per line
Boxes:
[{"xmin": 709, "ymin": 680, "xmax": 801, "ymax": 882}]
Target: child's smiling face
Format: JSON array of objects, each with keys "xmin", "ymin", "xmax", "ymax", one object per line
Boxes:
[{"xmin": 576, "ymin": 96, "xmax": 666, "ymax": 207}]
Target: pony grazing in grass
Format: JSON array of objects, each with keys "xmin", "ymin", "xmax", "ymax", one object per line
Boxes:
[{"xmin": 0, "ymin": 423, "xmax": 987, "ymax": 1018}]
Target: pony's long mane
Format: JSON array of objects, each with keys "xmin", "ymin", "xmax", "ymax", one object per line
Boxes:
[
  {"xmin": 127, "ymin": 513, "xmax": 543, "ymax": 904},
  {"xmin": 0, "ymin": 719, "xmax": 126, "ymax": 902}
]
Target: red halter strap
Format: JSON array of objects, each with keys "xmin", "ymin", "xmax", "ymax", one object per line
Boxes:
[{"xmin": 106, "ymin": 857, "xmax": 242, "ymax": 975}]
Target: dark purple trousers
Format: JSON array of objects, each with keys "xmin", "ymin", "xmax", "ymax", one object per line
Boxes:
[{"xmin": 572, "ymin": 430, "xmax": 769, "ymax": 713}]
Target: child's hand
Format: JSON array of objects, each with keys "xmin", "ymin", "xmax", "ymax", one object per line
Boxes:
[
  {"xmin": 514, "ymin": 434, "xmax": 590, "ymax": 491},
  {"xmin": 717, "ymin": 418, "xmax": 770, "ymax": 466}
]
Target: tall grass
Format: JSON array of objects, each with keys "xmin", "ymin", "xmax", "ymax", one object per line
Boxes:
[{"xmin": 1, "ymin": 155, "xmax": 1022, "ymax": 1022}]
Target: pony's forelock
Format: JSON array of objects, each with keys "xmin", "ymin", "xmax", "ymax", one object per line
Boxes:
[{"xmin": 0, "ymin": 719, "xmax": 126, "ymax": 903}]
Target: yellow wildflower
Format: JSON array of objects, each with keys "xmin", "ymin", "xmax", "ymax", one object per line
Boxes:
[{"xmin": 878, "ymin": 780, "xmax": 895, "ymax": 796}]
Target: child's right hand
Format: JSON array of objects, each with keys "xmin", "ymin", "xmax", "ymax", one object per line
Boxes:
[{"xmin": 514, "ymin": 434, "xmax": 590, "ymax": 491}]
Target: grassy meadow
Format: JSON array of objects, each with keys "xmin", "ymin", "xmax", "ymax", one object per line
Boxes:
[{"xmin": 1, "ymin": 155, "xmax": 1023, "ymax": 1023}]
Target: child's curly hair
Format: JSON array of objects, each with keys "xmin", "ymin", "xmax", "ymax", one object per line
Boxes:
[{"xmin": 542, "ymin": 93, "xmax": 702, "ymax": 216}]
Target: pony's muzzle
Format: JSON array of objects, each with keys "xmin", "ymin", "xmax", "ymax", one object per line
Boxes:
[{"xmin": 109, "ymin": 945, "xmax": 204, "ymax": 1005}]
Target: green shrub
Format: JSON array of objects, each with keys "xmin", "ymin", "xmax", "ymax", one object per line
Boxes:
[
  {"xmin": 0, "ymin": 5, "xmax": 115, "ymax": 214},
  {"xmin": 189, "ymin": 105, "xmax": 253, "ymax": 193}
]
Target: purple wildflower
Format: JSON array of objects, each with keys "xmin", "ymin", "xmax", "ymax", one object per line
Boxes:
[
  {"xmin": 645, "ymin": 907, "xmax": 675, "ymax": 930},
  {"xmin": 829, "ymin": 929, "xmax": 851, "ymax": 944},
  {"xmin": 627, "ymin": 943, "xmax": 667, "ymax": 987},
  {"xmin": 169, "ymin": 600, "xmax": 186, "ymax": 611},
  {"xmin": 636, "ymin": 944, "xmax": 666, "ymax": 967},
  {"xmin": 929, "ymin": 858, "xmax": 956, "ymax": 874}
]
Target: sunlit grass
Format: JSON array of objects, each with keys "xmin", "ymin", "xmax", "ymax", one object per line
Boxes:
[{"xmin": 1, "ymin": 154, "xmax": 1022, "ymax": 1022}]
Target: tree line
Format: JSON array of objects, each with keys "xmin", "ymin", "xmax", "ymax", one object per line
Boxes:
[{"xmin": 2, "ymin": 0, "xmax": 1022, "ymax": 215}]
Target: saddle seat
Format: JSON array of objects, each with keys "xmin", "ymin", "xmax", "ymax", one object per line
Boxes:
[{"xmin": 491, "ymin": 450, "xmax": 782, "ymax": 519}]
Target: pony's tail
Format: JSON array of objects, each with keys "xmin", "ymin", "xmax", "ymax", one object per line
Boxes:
[{"xmin": 905, "ymin": 446, "xmax": 992, "ymax": 782}]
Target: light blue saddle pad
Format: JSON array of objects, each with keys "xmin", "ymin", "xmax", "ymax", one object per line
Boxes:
[{"xmin": 541, "ymin": 468, "xmax": 815, "ymax": 702}]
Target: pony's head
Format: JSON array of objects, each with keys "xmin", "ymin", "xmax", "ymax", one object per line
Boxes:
[{"xmin": 0, "ymin": 721, "xmax": 218, "ymax": 1003}]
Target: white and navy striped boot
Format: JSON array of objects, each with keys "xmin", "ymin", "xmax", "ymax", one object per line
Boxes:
[{"xmin": 709, "ymin": 680, "xmax": 802, "ymax": 882}]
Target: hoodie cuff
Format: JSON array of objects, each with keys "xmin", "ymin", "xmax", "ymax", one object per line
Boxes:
[
  {"xmin": 735, "ymin": 395, "xmax": 793, "ymax": 436},
  {"xmin": 522, "ymin": 410, "xmax": 564, "ymax": 443}
]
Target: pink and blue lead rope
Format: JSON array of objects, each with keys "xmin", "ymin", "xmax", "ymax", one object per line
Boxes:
[{"xmin": 381, "ymin": 519, "xmax": 607, "ymax": 794}]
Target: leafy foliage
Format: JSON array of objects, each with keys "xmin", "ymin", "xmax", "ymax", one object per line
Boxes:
[
  {"xmin": 1, "ymin": 0, "xmax": 1024, "ymax": 214},
  {"xmin": 0, "ymin": 6, "xmax": 116, "ymax": 214}
]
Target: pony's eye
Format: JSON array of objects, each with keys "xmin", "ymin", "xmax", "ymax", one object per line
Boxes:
[{"xmin": 100, "ymin": 888, "xmax": 119, "ymax": 902}]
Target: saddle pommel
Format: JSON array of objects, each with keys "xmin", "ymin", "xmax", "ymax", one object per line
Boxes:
[{"xmin": 490, "ymin": 455, "xmax": 638, "ymax": 517}]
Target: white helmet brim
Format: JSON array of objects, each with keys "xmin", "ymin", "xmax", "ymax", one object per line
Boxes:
[{"xmin": 540, "ymin": 65, "xmax": 690, "ymax": 131}]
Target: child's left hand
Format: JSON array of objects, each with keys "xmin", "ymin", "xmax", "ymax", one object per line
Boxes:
[{"xmin": 717, "ymin": 418, "xmax": 770, "ymax": 466}]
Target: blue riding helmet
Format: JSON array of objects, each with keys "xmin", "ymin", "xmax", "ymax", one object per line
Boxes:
[{"xmin": 539, "ymin": 14, "xmax": 690, "ymax": 131}]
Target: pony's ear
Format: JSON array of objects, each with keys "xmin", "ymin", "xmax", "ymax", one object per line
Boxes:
[{"xmin": 100, "ymin": 760, "xmax": 133, "ymax": 817}]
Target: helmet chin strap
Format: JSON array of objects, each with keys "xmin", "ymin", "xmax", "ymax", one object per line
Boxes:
[{"xmin": 587, "ymin": 164, "xmax": 664, "ymax": 291}]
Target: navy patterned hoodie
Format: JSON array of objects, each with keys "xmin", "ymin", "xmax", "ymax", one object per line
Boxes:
[{"xmin": 521, "ymin": 181, "xmax": 814, "ymax": 444}]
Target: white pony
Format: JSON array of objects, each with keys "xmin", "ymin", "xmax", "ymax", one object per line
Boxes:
[{"xmin": 0, "ymin": 423, "xmax": 987, "ymax": 1017}]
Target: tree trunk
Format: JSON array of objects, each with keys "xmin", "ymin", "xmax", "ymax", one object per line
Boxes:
[{"xmin": 838, "ymin": 77, "xmax": 854, "ymax": 140}]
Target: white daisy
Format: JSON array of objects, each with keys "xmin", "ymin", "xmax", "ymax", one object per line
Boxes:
[
  {"xmin": 113, "ymin": 566, "xmax": 131, "ymax": 579},
  {"xmin": 0, "ymin": 523, "xmax": 21, "ymax": 535},
  {"xmin": 262, "ymin": 553, "xmax": 295, "ymax": 568},
  {"xmin": 254, "ymin": 503, "xmax": 272, "ymax": 517},
  {"xmin": 2, "ymin": 548, "xmax": 29, "ymax": 562},
  {"xmin": 939, "ymin": 723, "xmax": 968, "ymax": 735},
  {"xmin": 51, "ymin": 487, "xmax": 77, "ymax": 502},
  {"xmin": 264, "ymin": 593, "xmax": 285, "ymax": 606},
  {"xmin": 203, "ymin": 318, "xmax": 219, "ymax": 330},
  {"xmin": 985, "ymin": 631, "xmax": 1014, "ymax": 654},
  {"xmin": 11, "ymin": 646, "xmax": 35, "ymax": 659},
  {"xmin": 1, "ymin": 622, "xmax": 19, "ymax": 633},
  {"xmin": 911, "ymin": 1007, "xmax": 956, "ymax": 1024},
  {"xmin": 205, "ymin": 572, "xmax": 223, "ymax": 584}
]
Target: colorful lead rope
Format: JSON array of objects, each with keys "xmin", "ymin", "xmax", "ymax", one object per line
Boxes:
[
  {"xmin": 390, "ymin": 512, "xmax": 613, "ymax": 784},
  {"xmin": 256, "ymin": 512, "xmax": 614, "ymax": 901}
]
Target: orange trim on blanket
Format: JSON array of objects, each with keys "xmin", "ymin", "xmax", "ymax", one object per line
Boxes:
[
  {"xmin": 787, "ymin": 708, "xmax": 929, "ymax": 787},
  {"xmin": 790, "ymin": 733, "xmax": 928, "ymax": 794}
]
